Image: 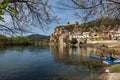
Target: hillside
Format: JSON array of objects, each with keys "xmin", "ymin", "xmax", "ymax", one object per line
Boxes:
[
  {"xmin": 80, "ymin": 17, "xmax": 120, "ymax": 32},
  {"xmin": 26, "ymin": 34, "xmax": 50, "ymax": 42},
  {"xmin": 50, "ymin": 17, "xmax": 120, "ymax": 44},
  {"xmin": 56, "ymin": 17, "xmax": 120, "ymax": 33}
]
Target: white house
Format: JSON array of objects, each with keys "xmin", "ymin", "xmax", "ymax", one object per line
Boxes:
[{"xmin": 69, "ymin": 32, "xmax": 90, "ymax": 41}]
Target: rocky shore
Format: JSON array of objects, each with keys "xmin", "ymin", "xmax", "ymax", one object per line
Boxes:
[
  {"xmin": 97, "ymin": 72, "xmax": 120, "ymax": 80},
  {"xmin": 97, "ymin": 55, "xmax": 120, "ymax": 80},
  {"xmin": 95, "ymin": 41, "xmax": 120, "ymax": 80}
]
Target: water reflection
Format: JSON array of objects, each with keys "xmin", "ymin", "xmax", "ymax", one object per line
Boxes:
[
  {"xmin": 0, "ymin": 46, "xmax": 103, "ymax": 80},
  {"xmin": 50, "ymin": 45, "xmax": 101, "ymax": 65},
  {"xmin": 50, "ymin": 45, "xmax": 104, "ymax": 80}
]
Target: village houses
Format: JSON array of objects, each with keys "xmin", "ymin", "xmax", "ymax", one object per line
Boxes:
[{"xmin": 50, "ymin": 22, "xmax": 120, "ymax": 45}]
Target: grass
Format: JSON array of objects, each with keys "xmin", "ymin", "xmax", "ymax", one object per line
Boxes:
[
  {"xmin": 107, "ymin": 64, "xmax": 120, "ymax": 72},
  {"xmin": 111, "ymin": 46, "xmax": 120, "ymax": 48}
]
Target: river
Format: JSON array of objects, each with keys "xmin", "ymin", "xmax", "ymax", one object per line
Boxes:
[{"xmin": 0, "ymin": 46, "xmax": 104, "ymax": 80}]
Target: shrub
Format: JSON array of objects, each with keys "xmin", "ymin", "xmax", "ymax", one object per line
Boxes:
[{"xmin": 71, "ymin": 38, "xmax": 78, "ymax": 44}]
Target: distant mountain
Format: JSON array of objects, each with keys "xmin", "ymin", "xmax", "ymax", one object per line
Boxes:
[{"xmin": 26, "ymin": 34, "xmax": 50, "ymax": 41}]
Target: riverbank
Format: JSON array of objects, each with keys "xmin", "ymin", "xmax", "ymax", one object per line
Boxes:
[
  {"xmin": 95, "ymin": 40, "xmax": 120, "ymax": 80},
  {"xmin": 97, "ymin": 73, "xmax": 120, "ymax": 80},
  {"xmin": 97, "ymin": 64, "xmax": 120, "ymax": 80},
  {"xmin": 97, "ymin": 43, "xmax": 120, "ymax": 80}
]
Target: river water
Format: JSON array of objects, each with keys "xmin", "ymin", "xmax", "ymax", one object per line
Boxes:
[{"xmin": 0, "ymin": 46, "xmax": 104, "ymax": 80}]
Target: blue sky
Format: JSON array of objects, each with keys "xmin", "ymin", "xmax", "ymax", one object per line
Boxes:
[
  {"xmin": 32, "ymin": 0, "xmax": 83, "ymax": 36},
  {"xmin": 1, "ymin": 0, "xmax": 83, "ymax": 36},
  {"xmin": 31, "ymin": 5, "xmax": 76, "ymax": 35},
  {"xmin": 32, "ymin": 9, "xmax": 79, "ymax": 36}
]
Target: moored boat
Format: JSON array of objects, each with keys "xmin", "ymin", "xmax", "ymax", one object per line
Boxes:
[
  {"xmin": 103, "ymin": 59, "xmax": 120, "ymax": 64},
  {"xmin": 89, "ymin": 55, "xmax": 107, "ymax": 59}
]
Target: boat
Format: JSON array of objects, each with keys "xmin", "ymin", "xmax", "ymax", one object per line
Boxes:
[
  {"xmin": 89, "ymin": 55, "xmax": 102, "ymax": 59},
  {"xmin": 89, "ymin": 55, "xmax": 107, "ymax": 59},
  {"xmin": 103, "ymin": 59, "xmax": 120, "ymax": 64},
  {"xmin": 90, "ymin": 55, "xmax": 120, "ymax": 64}
]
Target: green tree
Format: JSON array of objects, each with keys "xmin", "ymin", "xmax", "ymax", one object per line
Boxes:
[
  {"xmin": 0, "ymin": 35, "xmax": 8, "ymax": 45},
  {"xmin": 0, "ymin": 35, "xmax": 33, "ymax": 46},
  {"xmin": 71, "ymin": 38, "xmax": 78, "ymax": 44}
]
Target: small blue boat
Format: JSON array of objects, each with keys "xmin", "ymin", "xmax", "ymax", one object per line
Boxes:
[
  {"xmin": 89, "ymin": 55, "xmax": 106, "ymax": 59},
  {"xmin": 89, "ymin": 55, "xmax": 101, "ymax": 59},
  {"xmin": 103, "ymin": 59, "xmax": 120, "ymax": 64},
  {"xmin": 90, "ymin": 55, "xmax": 120, "ymax": 64}
]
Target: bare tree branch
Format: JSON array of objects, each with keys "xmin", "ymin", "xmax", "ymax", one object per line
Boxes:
[
  {"xmin": 71, "ymin": 0, "xmax": 102, "ymax": 9},
  {"xmin": 57, "ymin": 0, "xmax": 120, "ymax": 22},
  {"xmin": 109, "ymin": 0, "xmax": 120, "ymax": 4},
  {"xmin": 0, "ymin": 0, "xmax": 58, "ymax": 35}
]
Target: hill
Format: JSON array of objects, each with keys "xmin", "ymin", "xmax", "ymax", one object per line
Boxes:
[
  {"xmin": 80, "ymin": 17, "xmax": 120, "ymax": 32},
  {"xmin": 50, "ymin": 17, "xmax": 120, "ymax": 44},
  {"xmin": 26, "ymin": 34, "xmax": 50, "ymax": 42},
  {"xmin": 56, "ymin": 17, "xmax": 120, "ymax": 33}
]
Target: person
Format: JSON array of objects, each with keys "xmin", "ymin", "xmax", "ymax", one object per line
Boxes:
[
  {"xmin": 100, "ymin": 53, "xmax": 104, "ymax": 63},
  {"xmin": 109, "ymin": 53, "xmax": 116, "ymax": 60},
  {"xmin": 100, "ymin": 53, "xmax": 104, "ymax": 59}
]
